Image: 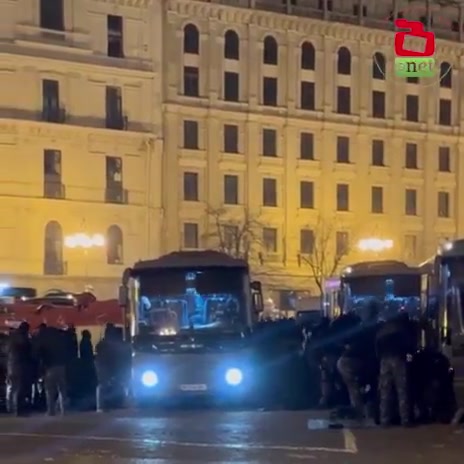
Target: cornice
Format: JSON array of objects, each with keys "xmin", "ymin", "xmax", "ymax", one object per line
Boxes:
[
  {"xmin": 93, "ymin": 0, "xmax": 152, "ymax": 8},
  {"xmin": 87, "ymin": 132, "xmax": 152, "ymax": 150},
  {"xmin": 0, "ymin": 122, "xmax": 17, "ymax": 135},
  {"xmin": 167, "ymin": 0, "xmax": 463, "ymax": 57},
  {"xmin": 0, "ymin": 118, "xmax": 155, "ymax": 143}
]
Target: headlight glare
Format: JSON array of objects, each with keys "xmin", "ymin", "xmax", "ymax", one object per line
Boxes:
[
  {"xmin": 225, "ymin": 368, "xmax": 243, "ymax": 386},
  {"xmin": 141, "ymin": 370, "xmax": 158, "ymax": 387},
  {"xmin": 159, "ymin": 327, "xmax": 176, "ymax": 336}
]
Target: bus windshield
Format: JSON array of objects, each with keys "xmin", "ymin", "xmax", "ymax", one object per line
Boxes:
[
  {"xmin": 343, "ymin": 275, "xmax": 420, "ymax": 298},
  {"xmin": 136, "ymin": 267, "xmax": 248, "ymax": 334}
]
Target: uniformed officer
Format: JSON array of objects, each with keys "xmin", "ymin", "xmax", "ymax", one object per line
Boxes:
[
  {"xmin": 376, "ymin": 311, "xmax": 416, "ymax": 427},
  {"xmin": 336, "ymin": 312, "xmax": 365, "ymax": 419}
]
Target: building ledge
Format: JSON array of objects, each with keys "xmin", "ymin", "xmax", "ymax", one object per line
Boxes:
[
  {"xmin": 1, "ymin": 43, "xmax": 153, "ymax": 76},
  {"xmin": 0, "ymin": 111, "xmax": 155, "ymax": 140}
]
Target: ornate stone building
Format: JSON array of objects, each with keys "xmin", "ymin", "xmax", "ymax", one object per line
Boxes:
[
  {"xmin": 1, "ymin": 0, "xmax": 464, "ymax": 303},
  {"xmin": 0, "ymin": 0, "xmax": 163, "ymax": 297},
  {"xmin": 161, "ymin": 0, "xmax": 464, "ymax": 301}
]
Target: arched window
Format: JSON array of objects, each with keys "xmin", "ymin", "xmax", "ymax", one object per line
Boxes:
[
  {"xmin": 224, "ymin": 30, "xmax": 239, "ymax": 60},
  {"xmin": 183, "ymin": 23, "xmax": 199, "ymax": 54},
  {"xmin": 337, "ymin": 47, "xmax": 351, "ymax": 75},
  {"xmin": 372, "ymin": 52, "xmax": 386, "ymax": 79},
  {"xmin": 301, "ymin": 41, "xmax": 315, "ymax": 70},
  {"xmin": 44, "ymin": 221, "xmax": 63, "ymax": 275},
  {"xmin": 107, "ymin": 225, "xmax": 123, "ymax": 264},
  {"xmin": 440, "ymin": 62, "xmax": 452, "ymax": 88},
  {"xmin": 263, "ymin": 35, "xmax": 278, "ymax": 65}
]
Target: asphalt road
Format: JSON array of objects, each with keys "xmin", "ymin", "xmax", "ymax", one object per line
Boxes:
[{"xmin": 0, "ymin": 410, "xmax": 462, "ymax": 463}]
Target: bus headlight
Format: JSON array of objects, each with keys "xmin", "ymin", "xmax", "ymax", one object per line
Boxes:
[
  {"xmin": 159, "ymin": 327, "xmax": 176, "ymax": 336},
  {"xmin": 225, "ymin": 368, "xmax": 243, "ymax": 386},
  {"xmin": 141, "ymin": 370, "xmax": 158, "ymax": 387}
]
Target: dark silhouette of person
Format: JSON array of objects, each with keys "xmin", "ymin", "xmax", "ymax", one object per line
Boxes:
[{"xmin": 6, "ymin": 322, "xmax": 33, "ymax": 415}]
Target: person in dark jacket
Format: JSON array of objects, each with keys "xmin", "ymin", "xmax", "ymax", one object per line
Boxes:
[
  {"xmin": 6, "ymin": 322, "xmax": 33, "ymax": 415},
  {"xmin": 78, "ymin": 330, "xmax": 96, "ymax": 410},
  {"xmin": 36, "ymin": 326, "xmax": 68, "ymax": 416},
  {"xmin": 66, "ymin": 325, "xmax": 78, "ymax": 360},
  {"xmin": 79, "ymin": 330, "xmax": 94, "ymax": 361},
  {"xmin": 95, "ymin": 324, "xmax": 120, "ymax": 412},
  {"xmin": 65, "ymin": 326, "xmax": 79, "ymax": 406},
  {"xmin": 376, "ymin": 310, "xmax": 416, "ymax": 427}
]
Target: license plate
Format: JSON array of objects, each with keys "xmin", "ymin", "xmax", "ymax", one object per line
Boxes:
[{"xmin": 180, "ymin": 384, "xmax": 207, "ymax": 391}]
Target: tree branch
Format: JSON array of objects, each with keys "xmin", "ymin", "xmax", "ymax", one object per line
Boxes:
[
  {"xmin": 300, "ymin": 216, "xmax": 352, "ymax": 294},
  {"xmin": 203, "ymin": 205, "xmax": 264, "ymax": 260}
]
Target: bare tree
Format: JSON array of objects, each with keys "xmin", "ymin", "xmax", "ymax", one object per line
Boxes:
[
  {"xmin": 203, "ymin": 206, "xmax": 263, "ymax": 260},
  {"xmin": 299, "ymin": 216, "xmax": 352, "ymax": 295}
]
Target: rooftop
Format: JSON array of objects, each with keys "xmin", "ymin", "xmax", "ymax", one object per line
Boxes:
[
  {"xmin": 194, "ymin": 0, "xmax": 463, "ymax": 43},
  {"xmin": 133, "ymin": 250, "xmax": 249, "ymax": 270}
]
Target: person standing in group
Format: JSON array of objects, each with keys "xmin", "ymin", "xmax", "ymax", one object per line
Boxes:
[
  {"xmin": 35, "ymin": 326, "xmax": 68, "ymax": 416},
  {"xmin": 95, "ymin": 323, "xmax": 120, "ymax": 412},
  {"xmin": 376, "ymin": 310, "xmax": 416, "ymax": 427},
  {"xmin": 6, "ymin": 322, "xmax": 33, "ymax": 416}
]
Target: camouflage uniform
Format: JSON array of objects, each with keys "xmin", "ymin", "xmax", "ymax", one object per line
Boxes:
[
  {"xmin": 337, "ymin": 356, "xmax": 364, "ymax": 417},
  {"xmin": 320, "ymin": 354, "xmax": 339, "ymax": 407},
  {"xmin": 378, "ymin": 356, "xmax": 410, "ymax": 426}
]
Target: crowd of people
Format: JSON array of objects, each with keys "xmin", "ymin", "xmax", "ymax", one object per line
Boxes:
[
  {"xmin": 0, "ymin": 301, "xmax": 458, "ymax": 424},
  {"xmin": 2, "ymin": 322, "xmax": 130, "ymax": 416},
  {"xmin": 302, "ymin": 301, "xmax": 457, "ymax": 426}
]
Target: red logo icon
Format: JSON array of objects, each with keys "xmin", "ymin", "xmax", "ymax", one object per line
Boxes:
[{"xmin": 394, "ymin": 19, "xmax": 435, "ymax": 57}]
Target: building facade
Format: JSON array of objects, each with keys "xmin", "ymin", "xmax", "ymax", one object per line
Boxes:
[
  {"xmin": 0, "ymin": 0, "xmax": 163, "ymax": 298},
  {"xmin": 1, "ymin": 0, "xmax": 464, "ymax": 301},
  {"xmin": 162, "ymin": 0, "xmax": 464, "ymax": 300}
]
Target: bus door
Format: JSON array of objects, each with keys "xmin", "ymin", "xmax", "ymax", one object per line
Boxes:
[
  {"xmin": 439, "ymin": 262, "xmax": 464, "ymax": 376},
  {"xmin": 448, "ymin": 284, "xmax": 464, "ymax": 378},
  {"xmin": 323, "ymin": 278, "xmax": 340, "ymax": 319},
  {"xmin": 420, "ymin": 273, "xmax": 431, "ymax": 348}
]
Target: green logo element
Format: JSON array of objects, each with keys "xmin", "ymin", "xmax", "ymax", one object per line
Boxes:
[{"xmin": 395, "ymin": 57, "xmax": 435, "ymax": 78}]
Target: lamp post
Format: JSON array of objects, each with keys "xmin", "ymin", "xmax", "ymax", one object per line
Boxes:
[
  {"xmin": 357, "ymin": 238, "xmax": 394, "ymax": 253},
  {"xmin": 64, "ymin": 233, "xmax": 105, "ymax": 284}
]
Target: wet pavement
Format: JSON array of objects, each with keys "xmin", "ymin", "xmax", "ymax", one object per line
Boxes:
[{"xmin": 0, "ymin": 409, "xmax": 462, "ymax": 463}]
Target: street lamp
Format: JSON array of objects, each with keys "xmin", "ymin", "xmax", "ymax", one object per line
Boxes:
[
  {"xmin": 357, "ymin": 238, "xmax": 393, "ymax": 253},
  {"xmin": 64, "ymin": 233, "xmax": 105, "ymax": 286},
  {"xmin": 64, "ymin": 233, "xmax": 105, "ymax": 249}
]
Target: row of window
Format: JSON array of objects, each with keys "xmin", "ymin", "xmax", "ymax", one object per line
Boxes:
[
  {"xmin": 182, "ymin": 119, "xmax": 453, "ymax": 171},
  {"xmin": 182, "ymin": 26, "xmax": 453, "ymax": 124},
  {"xmin": 38, "ymin": 1, "xmax": 462, "ymax": 64},
  {"xmin": 39, "ymin": 0, "xmax": 125, "ymax": 59},
  {"xmin": 41, "ymin": 144, "xmax": 453, "ymax": 216},
  {"xmin": 42, "ymin": 150, "xmax": 127, "ymax": 204},
  {"xmin": 182, "ymin": 172, "xmax": 452, "ymax": 218},
  {"xmin": 42, "ymin": 79, "xmax": 128, "ymax": 130},
  {"xmin": 184, "ymin": 24, "xmax": 453, "ymax": 89},
  {"xmin": 43, "ymin": 221, "xmax": 124, "ymax": 275},
  {"xmin": 183, "ymin": 69, "xmax": 452, "ymax": 126}
]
